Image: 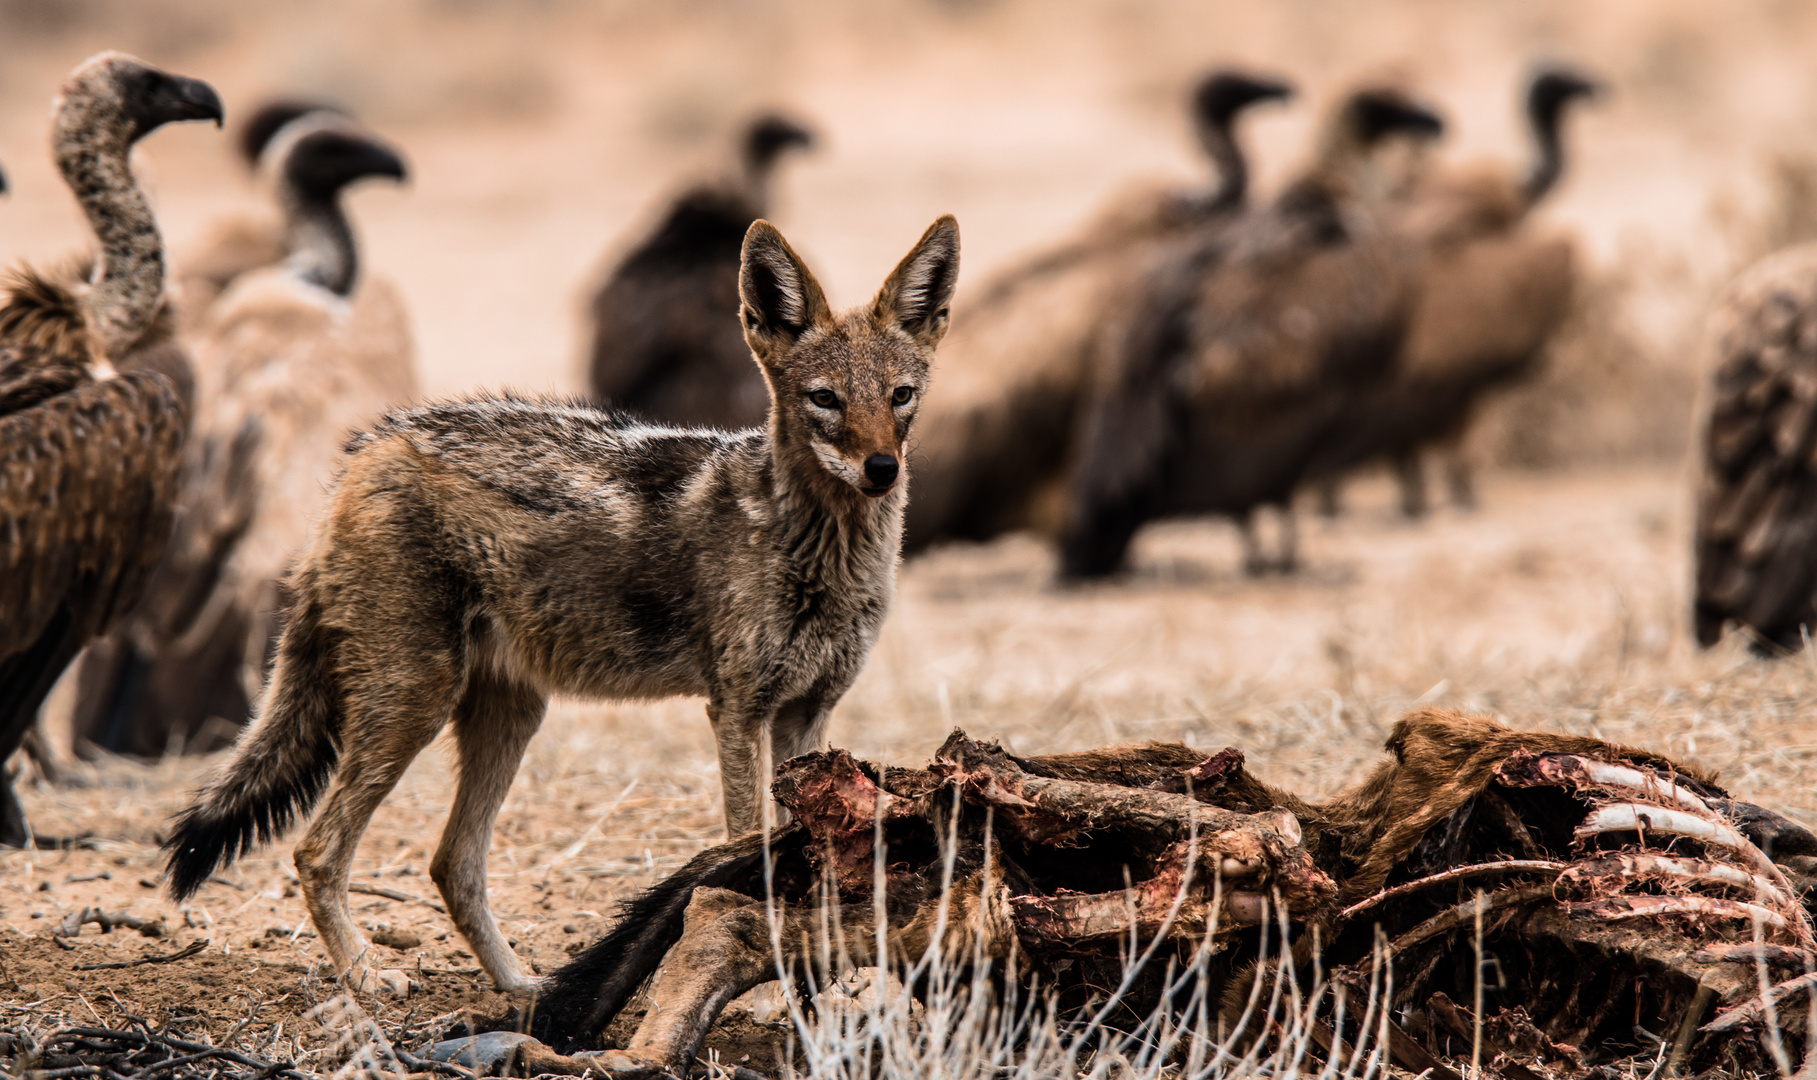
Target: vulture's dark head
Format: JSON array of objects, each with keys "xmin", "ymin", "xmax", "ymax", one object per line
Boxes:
[
  {"xmin": 238, "ymin": 98, "xmax": 349, "ymax": 169},
  {"xmin": 743, "ymin": 113, "xmax": 816, "ymax": 171},
  {"xmin": 1192, "ymin": 70, "xmax": 1295, "ymax": 128},
  {"xmin": 55, "ymin": 52, "xmax": 222, "ymax": 158},
  {"xmin": 1342, "ymin": 86, "xmax": 1445, "ymax": 148},
  {"xmin": 1527, "ymin": 64, "xmax": 1604, "ymax": 126},
  {"xmin": 272, "ymin": 117, "xmax": 408, "ymax": 203}
]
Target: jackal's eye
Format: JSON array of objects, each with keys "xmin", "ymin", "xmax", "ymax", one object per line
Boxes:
[
  {"xmin": 808, "ymin": 388, "xmax": 840, "ymax": 409},
  {"xmin": 892, "ymin": 386, "xmax": 915, "ymax": 406}
]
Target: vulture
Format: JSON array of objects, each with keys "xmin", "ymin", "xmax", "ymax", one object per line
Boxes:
[
  {"xmin": 0, "ymin": 52, "xmax": 223, "ymax": 846},
  {"xmin": 904, "ymin": 70, "xmax": 1295, "ymax": 553},
  {"xmin": 1694, "ymin": 246, "xmax": 1817, "ymax": 653},
  {"xmin": 73, "ymin": 114, "xmax": 415, "ymax": 757},
  {"xmin": 173, "ymin": 98, "xmax": 348, "ymax": 326},
  {"xmin": 1058, "ymin": 86, "xmax": 1445, "ymax": 579},
  {"xmin": 584, "ymin": 113, "xmax": 814, "ymax": 428},
  {"xmin": 1308, "ymin": 65, "xmax": 1602, "ymax": 517}
]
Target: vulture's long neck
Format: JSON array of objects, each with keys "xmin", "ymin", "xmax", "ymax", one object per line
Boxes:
[
  {"xmin": 1523, "ymin": 101, "xmax": 1570, "ymax": 206},
  {"xmin": 283, "ymin": 186, "xmax": 359, "ymax": 297},
  {"xmin": 737, "ymin": 150, "xmax": 784, "ymax": 219},
  {"xmin": 54, "ymin": 106, "xmax": 163, "ymax": 358},
  {"xmin": 1197, "ymin": 112, "xmax": 1249, "ymax": 213}
]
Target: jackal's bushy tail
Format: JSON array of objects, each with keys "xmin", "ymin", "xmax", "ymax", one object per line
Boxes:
[{"xmin": 163, "ymin": 585, "xmax": 341, "ymax": 901}]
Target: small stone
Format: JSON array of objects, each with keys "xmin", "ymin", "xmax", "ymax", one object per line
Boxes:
[
  {"xmin": 562, "ymin": 924, "xmax": 578, "ymax": 934},
  {"xmin": 371, "ymin": 927, "xmax": 422, "ymax": 950},
  {"xmin": 139, "ymin": 879, "xmax": 158, "ymax": 889}
]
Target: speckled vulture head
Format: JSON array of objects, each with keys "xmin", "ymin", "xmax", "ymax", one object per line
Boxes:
[{"xmin": 54, "ymin": 52, "xmax": 223, "ymax": 160}]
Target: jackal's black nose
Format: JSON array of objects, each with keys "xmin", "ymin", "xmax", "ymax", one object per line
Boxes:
[{"xmin": 863, "ymin": 454, "xmax": 900, "ymax": 488}]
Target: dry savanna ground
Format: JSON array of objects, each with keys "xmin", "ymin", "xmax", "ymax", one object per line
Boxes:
[{"xmin": 6, "ymin": 464, "xmax": 1817, "ymax": 1068}]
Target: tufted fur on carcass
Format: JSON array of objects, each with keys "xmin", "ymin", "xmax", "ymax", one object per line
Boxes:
[{"xmin": 478, "ymin": 711, "xmax": 1817, "ymax": 1079}]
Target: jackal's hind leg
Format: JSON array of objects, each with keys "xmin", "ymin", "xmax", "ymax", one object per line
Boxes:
[
  {"xmin": 434, "ymin": 668, "xmax": 548, "ymax": 997},
  {"xmin": 295, "ymin": 710, "xmax": 448, "ymax": 997}
]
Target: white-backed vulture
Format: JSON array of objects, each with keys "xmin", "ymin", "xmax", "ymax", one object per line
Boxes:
[
  {"xmin": 1058, "ymin": 86, "xmax": 1445, "ymax": 579},
  {"xmin": 73, "ymin": 115, "xmax": 415, "ymax": 757},
  {"xmin": 584, "ymin": 114, "xmax": 814, "ymax": 428},
  {"xmin": 0, "ymin": 53, "xmax": 222, "ymax": 846},
  {"xmin": 903, "ymin": 70, "xmax": 1295, "ymax": 553},
  {"xmin": 1694, "ymin": 245, "xmax": 1817, "ymax": 653},
  {"xmin": 172, "ymin": 98, "xmax": 348, "ymax": 326},
  {"xmin": 1308, "ymin": 65, "xmax": 1602, "ymax": 517}
]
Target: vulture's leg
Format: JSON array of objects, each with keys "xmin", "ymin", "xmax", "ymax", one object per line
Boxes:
[
  {"xmin": 1393, "ymin": 449, "xmax": 1427, "ymax": 519},
  {"xmin": 0, "ymin": 609, "xmax": 82, "ymax": 848},
  {"xmin": 1443, "ymin": 449, "xmax": 1476, "ymax": 510},
  {"xmin": 20, "ymin": 727, "xmax": 67, "ymax": 786},
  {"xmin": 1315, "ymin": 478, "xmax": 1343, "ymax": 519},
  {"xmin": 1274, "ymin": 505, "xmax": 1299, "ymax": 574},
  {"xmin": 0, "ymin": 781, "xmax": 24, "ymax": 850},
  {"xmin": 1237, "ymin": 511, "xmax": 1268, "ymax": 577}
]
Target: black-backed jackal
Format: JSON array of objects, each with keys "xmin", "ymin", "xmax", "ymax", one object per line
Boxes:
[{"xmin": 164, "ymin": 216, "xmax": 961, "ymax": 997}]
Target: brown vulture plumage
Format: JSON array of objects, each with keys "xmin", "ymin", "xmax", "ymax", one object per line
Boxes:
[
  {"xmin": 1058, "ymin": 86, "xmax": 1445, "ymax": 579},
  {"xmin": 903, "ymin": 70, "xmax": 1295, "ymax": 553},
  {"xmin": 1307, "ymin": 65, "xmax": 1602, "ymax": 517},
  {"xmin": 74, "ymin": 114, "xmax": 415, "ymax": 757},
  {"xmin": 583, "ymin": 113, "xmax": 814, "ymax": 429},
  {"xmin": 0, "ymin": 52, "xmax": 223, "ymax": 846},
  {"xmin": 1694, "ymin": 245, "xmax": 1817, "ymax": 653}
]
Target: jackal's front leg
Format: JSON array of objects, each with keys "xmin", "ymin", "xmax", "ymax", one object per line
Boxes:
[{"xmin": 706, "ymin": 700, "xmax": 771, "ymax": 835}]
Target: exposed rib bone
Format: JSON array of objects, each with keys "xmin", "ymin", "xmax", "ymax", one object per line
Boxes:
[
  {"xmin": 1502, "ymin": 754, "xmax": 1714, "ymax": 814},
  {"xmin": 1569, "ymin": 895, "xmax": 1788, "ymax": 932},
  {"xmin": 1577, "ymin": 803, "xmax": 1749, "ymax": 851},
  {"xmin": 1705, "ymin": 971, "xmax": 1817, "ymax": 1034},
  {"xmin": 1382, "ymin": 886, "xmax": 1557, "ymax": 958},
  {"xmin": 1338, "ymin": 860, "xmax": 1565, "ymax": 923},
  {"xmin": 1561, "ymin": 854, "xmax": 1793, "ymax": 912},
  {"xmin": 1693, "ymin": 943, "xmax": 1816, "ymax": 968},
  {"xmin": 1576, "ymin": 803, "xmax": 1813, "ymax": 948}
]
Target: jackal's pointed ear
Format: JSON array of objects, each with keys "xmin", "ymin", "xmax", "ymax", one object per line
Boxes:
[
  {"xmin": 740, "ymin": 220, "xmax": 832, "ymax": 363},
  {"xmin": 873, "ymin": 215, "xmax": 960, "ymax": 349}
]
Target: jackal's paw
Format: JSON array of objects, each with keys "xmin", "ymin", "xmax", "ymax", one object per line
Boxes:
[
  {"xmin": 345, "ymin": 964, "xmax": 414, "ymax": 998},
  {"xmin": 494, "ymin": 972, "xmax": 548, "ymax": 1001},
  {"xmin": 569, "ymin": 1048, "xmax": 672, "ymax": 1079}
]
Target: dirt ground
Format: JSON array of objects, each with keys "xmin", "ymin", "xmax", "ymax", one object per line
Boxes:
[{"xmin": 8, "ymin": 463, "xmax": 1817, "ymax": 1066}]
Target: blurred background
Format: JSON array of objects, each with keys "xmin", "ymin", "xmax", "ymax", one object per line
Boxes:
[{"xmin": 0, "ymin": 0, "xmax": 1812, "ymax": 469}]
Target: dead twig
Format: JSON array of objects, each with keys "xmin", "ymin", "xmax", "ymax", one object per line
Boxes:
[
  {"xmin": 73, "ymin": 940, "xmax": 209, "ymax": 971},
  {"xmin": 54, "ymin": 908, "xmax": 165, "ymax": 939},
  {"xmin": 347, "ymin": 882, "xmax": 446, "ymax": 913}
]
